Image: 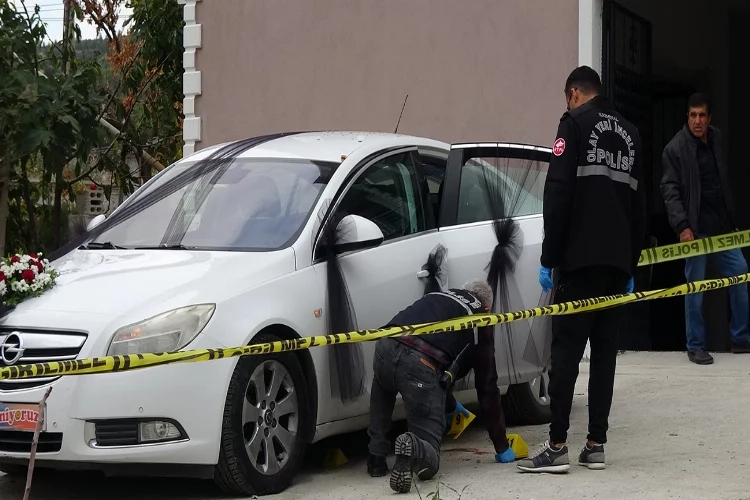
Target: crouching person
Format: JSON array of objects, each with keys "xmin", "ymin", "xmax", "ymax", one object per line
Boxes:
[{"xmin": 366, "ymin": 279, "xmax": 514, "ymax": 494}]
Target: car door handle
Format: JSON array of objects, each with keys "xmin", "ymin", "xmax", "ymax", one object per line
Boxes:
[{"xmin": 417, "ymin": 270, "xmax": 430, "ymax": 279}]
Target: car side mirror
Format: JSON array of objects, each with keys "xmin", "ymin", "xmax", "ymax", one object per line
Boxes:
[
  {"xmin": 87, "ymin": 214, "xmax": 107, "ymax": 232},
  {"xmin": 334, "ymin": 214, "xmax": 384, "ymax": 254}
]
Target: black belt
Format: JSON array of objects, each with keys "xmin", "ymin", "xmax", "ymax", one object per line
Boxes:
[{"xmin": 394, "ymin": 336, "xmax": 451, "ymax": 370}]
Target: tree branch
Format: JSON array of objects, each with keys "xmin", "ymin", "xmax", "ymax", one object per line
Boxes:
[
  {"xmin": 67, "ymin": 51, "xmax": 171, "ymax": 184},
  {"xmin": 19, "ymin": 0, "xmax": 41, "ymax": 77},
  {"xmin": 58, "ymin": 44, "xmax": 142, "ymax": 169}
]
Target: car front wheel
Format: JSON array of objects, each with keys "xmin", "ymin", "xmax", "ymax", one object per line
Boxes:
[
  {"xmin": 502, "ymin": 370, "xmax": 551, "ymax": 425},
  {"xmin": 214, "ymin": 333, "xmax": 311, "ymax": 496}
]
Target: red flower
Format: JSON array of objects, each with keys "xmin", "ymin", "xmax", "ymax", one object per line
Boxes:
[
  {"xmin": 10, "ymin": 255, "xmax": 19, "ymax": 264},
  {"xmin": 35, "ymin": 262, "xmax": 44, "ymax": 273},
  {"xmin": 21, "ymin": 269, "xmax": 35, "ymax": 283},
  {"xmin": 90, "ymin": 183, "xmax": 97, "ymax": 190},
  {"xmin": 29, "ymin": 253, "xmax": 38, "ymax": 259},
  {"xmin": 0, "ymin": 272, "xmax": 5, "ymax": 282}
]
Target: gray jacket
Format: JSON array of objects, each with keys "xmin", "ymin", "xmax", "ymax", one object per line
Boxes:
[{"xmin": 660, "ymin": 124, "xmax": 736, "ymax": 235}]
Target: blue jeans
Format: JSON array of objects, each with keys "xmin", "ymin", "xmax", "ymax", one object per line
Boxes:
[{"xmin": 684, "ymin": 246, "xmax": 750, "ymax": 352}]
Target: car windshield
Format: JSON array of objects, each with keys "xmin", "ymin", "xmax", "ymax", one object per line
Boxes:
[{"xmin": 90, "ymin": 158, "xmax": 337, "ymax": 251}]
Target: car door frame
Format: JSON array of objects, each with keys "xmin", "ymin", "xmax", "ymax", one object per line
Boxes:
[
  {"xmin": 312, "ymin": 145, "xmax": 439, "ymax": 260},
  {"xmin": 309, "ymin": 144, "xmax": 445, "ymax": 423},
  {"xmin": 438, "ymin": 142, "xmax": 553, "ymax": 228},
  {"xmin": 433, "ymin": 142, "xmax": 554, "ymax": 408}
]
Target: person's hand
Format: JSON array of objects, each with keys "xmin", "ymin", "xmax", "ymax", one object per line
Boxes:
[
  {"xmin": 495, "ymin": 447, "xmax": 516, "ymax": 463},
  {"xmin": 446, "ymin": 400, "xmax": 470, "ymax": 419},
  {"xmin": 679, "ymin": 228, "xmax": 694, "ymax": 242},
  {"xmin": 626, "ymin": 276, "xmax": 634, "ymax": 294},
  {"xmin": 539, "ymin": 266, "xmax": 553, "ymax": 293}
]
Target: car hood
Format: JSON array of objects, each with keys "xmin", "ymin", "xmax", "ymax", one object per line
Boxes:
[{"xmin": 11, "ymin": 248, "xmax": 297, "ymax": 317}]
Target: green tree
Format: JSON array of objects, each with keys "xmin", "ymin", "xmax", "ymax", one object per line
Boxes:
[
  {"xmin": 125, "ymin": 0, "xmax": 185, "ymax": 167},
  {"xmin": 0, "ymin": 0, "xmax": 105, "ymax": 254},
  {"xmin": 74, "ymin": 0, "xmax": 179, "ymax": 192}
]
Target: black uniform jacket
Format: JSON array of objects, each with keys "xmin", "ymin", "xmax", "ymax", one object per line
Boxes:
[
  {"xmin": 541, "ymin": 95, "xmax": 647, "ymax": 277},
  {"xmin": 386, "ymin": 289, "xmax": 508, "ymax": 453}
]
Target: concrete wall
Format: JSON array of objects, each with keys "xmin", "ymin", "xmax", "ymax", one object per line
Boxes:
[{"xmin": 192, "ymin": 0, "xmax": 579, "ymax": 150}]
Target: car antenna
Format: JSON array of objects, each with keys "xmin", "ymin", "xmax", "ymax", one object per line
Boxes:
[{"xmin": 394, "ymin": 94, "xmax": 409, "ymax": 134}]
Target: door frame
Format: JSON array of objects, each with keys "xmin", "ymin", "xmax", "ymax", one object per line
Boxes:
[{"xmin": 578, "ymin": 0, "xmax": 604, "ymax": 74}]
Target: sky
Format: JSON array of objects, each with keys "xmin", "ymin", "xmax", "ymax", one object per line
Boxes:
[{"xmin": 25, "ymin": 0, "xmax": 133, "ymax": 41}]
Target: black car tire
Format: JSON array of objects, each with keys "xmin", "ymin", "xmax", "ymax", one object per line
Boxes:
[
  {"xmin": 214, "ymin": 332, "xmax": 312, "ymax": 496},
  {"xmin": 502, "ymin": 371, "xmax": 552, "ymax": 426}
]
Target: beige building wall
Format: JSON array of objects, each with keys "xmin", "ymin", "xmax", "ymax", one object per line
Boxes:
[{"xmin": 191, "ymin": 0, "xmax": 579, "ymax": 151}]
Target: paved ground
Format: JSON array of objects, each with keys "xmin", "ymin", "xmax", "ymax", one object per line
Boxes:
[{"xmin": 1, "ymin": 352, "xmax": 749, "ymax": 500}]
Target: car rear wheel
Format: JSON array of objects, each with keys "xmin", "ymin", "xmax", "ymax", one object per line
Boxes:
[
  {"xmin": 503, "ymin": 370, "xmax": 551, "ymax": 425},
  {"xmin": 214, "ymin": 333, "xmax": 311, "ymax": 496}
]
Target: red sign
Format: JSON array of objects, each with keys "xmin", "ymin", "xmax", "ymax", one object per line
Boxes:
[
  {"xmin": 0, "ymin": 403, "xmax": 42, "ymax": 432},
  {"xmin": 553, "ymin": 138, "xmax": 566, "ymax": 156}
]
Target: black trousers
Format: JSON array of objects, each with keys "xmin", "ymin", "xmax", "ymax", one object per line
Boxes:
[
  {"xmin": 367, "ymin": 338, "xmax": 446, "ymax": 479},
  {"xmin": 548, "ymin": 265, "xmax": 628, "ymax": 445}
]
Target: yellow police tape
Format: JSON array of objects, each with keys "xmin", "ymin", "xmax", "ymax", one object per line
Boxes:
[
  {"xmin": 637, "ymin": 229, "xmax": 750, "ymax": 266},
  {"xmin": 1, "ymin": 271, "xmax": 748, "ymax": 381}
]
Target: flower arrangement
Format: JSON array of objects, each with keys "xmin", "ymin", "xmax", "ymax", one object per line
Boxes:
[{"xmin": 0, "ymin": 253, "xmax": 58, "ymax": 306}]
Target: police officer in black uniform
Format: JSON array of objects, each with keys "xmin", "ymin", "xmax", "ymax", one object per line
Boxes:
[
  {"xmin": 366, "ymin": 279, "xmax": 515, "ymax": 494},
  {"xmin": 517, "ymin": 66, "xmax": 646, "ymax": 474}
]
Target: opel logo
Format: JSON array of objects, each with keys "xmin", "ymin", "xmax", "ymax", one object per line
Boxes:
[{"xmin": 0, "ymin": 332, "xmax": 25, "ymax": 366}]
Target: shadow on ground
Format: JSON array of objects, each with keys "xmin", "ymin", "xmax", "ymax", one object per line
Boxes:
[{"xmin": 0, "ymin": 418, "xmax": 419, "ymax": 499}]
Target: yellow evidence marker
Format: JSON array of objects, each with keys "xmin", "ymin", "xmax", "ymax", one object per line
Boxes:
[
  {"xmin": 446, "ymin": 409, "xmax": 476, "ymax": 440},
  {"xmin": 321, "ymin": 448, "xmax": 348, "ymax": 468},
  {"xmin": 506, "ymin": 433, "xmax": 529, "ymax": 459}
]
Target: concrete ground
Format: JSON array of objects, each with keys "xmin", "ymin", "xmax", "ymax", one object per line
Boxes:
[{"xmin": 1, "ymin": 352, "xmax": 749, "ymax": 500}]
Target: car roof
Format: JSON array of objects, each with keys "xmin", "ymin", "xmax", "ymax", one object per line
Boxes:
[{"xmin": 181, "ymin": 131, "xmax": 450, "ymax": 164}]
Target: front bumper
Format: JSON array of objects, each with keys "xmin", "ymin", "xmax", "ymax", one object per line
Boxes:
[{"xmin": 0, "ymin": 340, "xmax": 236, "ymax": 471}]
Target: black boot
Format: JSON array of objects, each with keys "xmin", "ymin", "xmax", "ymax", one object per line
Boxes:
[
  {"xmin": 367, "ymin": 453, "xmax": 388, "ymax": 477},
  {"xmin": 688, "ymin": 349, "xmax": 714, "ymax": 365}
]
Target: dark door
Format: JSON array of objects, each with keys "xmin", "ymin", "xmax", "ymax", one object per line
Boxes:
[
  {"xmin": 602, "ymin": 0, "xmax": 655, "ymax": 350},
  {"xmin": 649, "ymin": 85, "xmax": 697, "ymax": 351}
]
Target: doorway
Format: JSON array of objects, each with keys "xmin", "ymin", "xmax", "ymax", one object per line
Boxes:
[{"xmin": 599, "ymin": 0, "xmax": 749, "ymax": 352}]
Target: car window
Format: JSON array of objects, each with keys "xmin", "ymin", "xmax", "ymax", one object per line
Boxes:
[
  {"xmin": 418, "ymin": 153, "xmax": 447, "ymax": 228},
  {"xmin": 90, "ymin": 158, "xmax": 338, "ymax": 250},
  {"xmin": 337, "ymin": 151, "xmax": 427, "ymax": 242},
  {"xmin": 457, "ymin": 156, "xmax": 547, "ymax": 224}
]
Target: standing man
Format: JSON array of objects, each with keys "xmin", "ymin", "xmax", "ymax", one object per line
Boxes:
[
  {"xmin": 660, "ymin": 93, "xmax": 750, "ymax": 365},
  {"xmin": 517, "ymin": 66, "xmax": 646, "ymax": 473},
  {"xmin": 366, "ymin": 279, "xmax": 515, "ymax": 494}
]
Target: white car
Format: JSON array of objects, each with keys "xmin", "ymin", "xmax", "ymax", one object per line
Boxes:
[{"xmin": 0, "ymin": 132, "xmax": 552, "ymax": 495}]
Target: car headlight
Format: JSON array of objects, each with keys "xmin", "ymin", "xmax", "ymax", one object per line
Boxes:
[{"xmin": 107, "ymin": 304, "xmax": 216, "ymax": 356}]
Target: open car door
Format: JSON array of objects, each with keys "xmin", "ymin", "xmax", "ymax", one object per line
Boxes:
[{"xmin": 435, "ymin": 142, "xmax": 553, "ymax": 425}]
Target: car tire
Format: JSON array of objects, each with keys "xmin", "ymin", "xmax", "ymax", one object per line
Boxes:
[
  {"xmin": 214, "ymin": 332, "xmax": 312, "ymax": 496},
  {"xmin": 502, "ymin": 370, "xmax": 551, "ymax": 426}
]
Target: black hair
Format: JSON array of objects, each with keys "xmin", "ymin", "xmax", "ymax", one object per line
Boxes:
[
  {"xmin": 687, "ymin": 93, "xmax": 711, "ymax": 116},
  {"xmin": 564, "ymin": 66, "xmax": 602, "ymax": 95}
]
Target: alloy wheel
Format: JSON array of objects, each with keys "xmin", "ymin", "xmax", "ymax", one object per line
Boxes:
[{"xmin": 242, "ymin": 360, "xmax": 299, "ymax": 475}]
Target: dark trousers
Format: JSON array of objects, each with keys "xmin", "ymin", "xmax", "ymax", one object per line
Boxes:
[
  {"xmin": 367, "ymin": 338, "xmax": 446, "ymax": 479},
  {"xmin": 548, "ymin": 266, "xmax": 628, "ymax": 445}
]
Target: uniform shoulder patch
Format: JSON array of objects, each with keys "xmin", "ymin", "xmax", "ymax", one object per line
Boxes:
[{"xmin": 553, "ymin": 137, "xmax": 566, "ymax": 156}]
